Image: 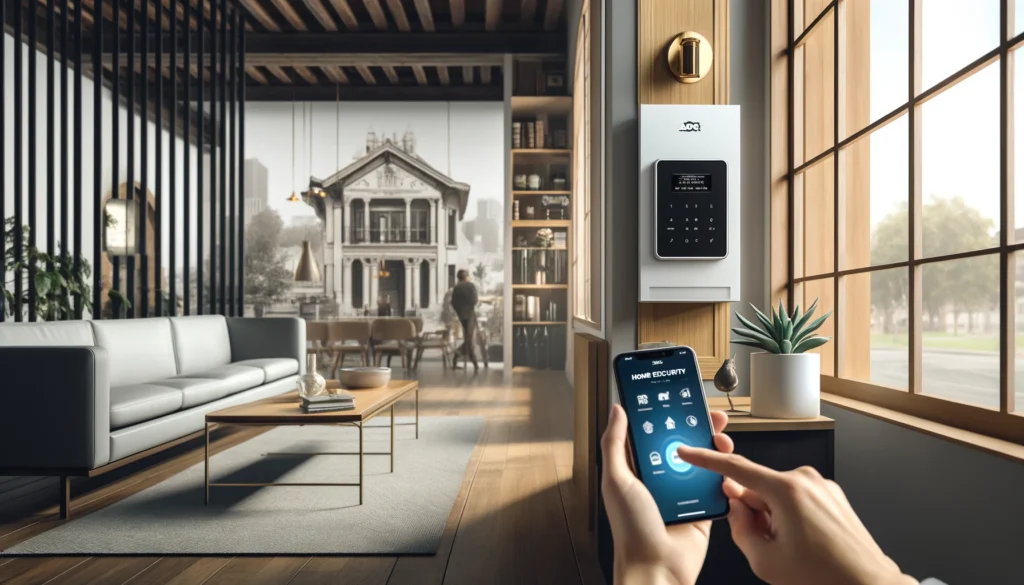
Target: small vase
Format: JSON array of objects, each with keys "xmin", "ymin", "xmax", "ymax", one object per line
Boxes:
[
  {"xmin": 298, "ymin": 354, "xmax": 327, "ymax": 399},
  {"xmin": 750, "ymin": 352, "xmax": 820, "ymax": 419}
]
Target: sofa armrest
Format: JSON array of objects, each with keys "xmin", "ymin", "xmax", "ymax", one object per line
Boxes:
[
  {"xmin": 226, "ymin": 317, "xmax": 306, "ymax": 374},
  {"xmin": 0, "ymin": 346, "xmax": 110, "ymax": 471}
]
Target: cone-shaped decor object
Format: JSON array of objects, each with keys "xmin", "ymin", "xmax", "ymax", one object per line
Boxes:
[{"xmin": 294, "ymin": 240, "xmax": 321, "ymax": 282}]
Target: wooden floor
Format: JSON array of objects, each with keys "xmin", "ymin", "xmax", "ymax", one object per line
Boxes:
[{"xmin": 0, "ymin": 364, "xmax": 606, "ymax": 585}]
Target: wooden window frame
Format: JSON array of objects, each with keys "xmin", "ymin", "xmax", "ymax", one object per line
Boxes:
[
  {"xmin": 573, "ymin": 0, "xmax": 602, "ymax": 330},
  {"xmin": 773, "ymin": 0, "xmax": 1024, "ymax": 445}
]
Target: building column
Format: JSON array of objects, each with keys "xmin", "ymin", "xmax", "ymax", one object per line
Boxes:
[
  {"xmin": 412, "ymin": 261, "xmax": 422, "ymax": 309},
  {"xmin": 362, "ymin": 197, "xmax": 371, "ymax": 242},
  {"xmin": 342, "ymin": 257, "xmax": 353, "ymax": 311},
  {"xmin": 404, "ymin": 198, "xmax": 412, "ymax": 243},
  {"xmin": 429, "ymin": 258, "xmax": 438, "ymax": 308},
  {"xmin": 333, "ymin": 207, "xmax": 343, "ymax": 301},
  {"xmin": 404, "ymin": 259, "xmax": 414, "ymax": 312},
  {"xmin": 364, "ymin": 258, "xmax": 373, "ymax": 311},
  {"xmin": 429, "ymin": 200, "xmax": 438, "ymax": 244},
  {"xmin": 343, "ymin": 197, "xmax": 352, "ymax": 243}
]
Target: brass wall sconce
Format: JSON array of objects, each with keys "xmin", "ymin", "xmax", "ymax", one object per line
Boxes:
[{"xmin": 667, "ymin": 31, "xmax": 713, "ymax": 84}]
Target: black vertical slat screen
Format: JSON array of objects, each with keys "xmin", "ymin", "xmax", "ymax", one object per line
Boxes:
[
  {"xmin": 184, "ymin": 0, "xmax": 193, "ymax": 316},
  {"xmin": 28, "ymin": 0, "xmax": 38, "ymax": 321},
  {"xmin": 197, "ymin": 0, "xmax": 206, "ymax": 315},
  {"xmin": 61, "ymin": 0, "xmax": 70, "ymax": 259},
  {"xmin": 112, "ymin": 0, "xmax": 121, "ymax": 314},
  {"xmin": 13, "ymin": 0, "xmax": 23, "ymax": 322},
  {"xmin": 127, "ymin": 0, "xmax": 137, "ymax": 318},
  {"xmin": 171, "ymin": 0, "xmax": 179, "ymax": 316},
  {"xmin": 238, "ymin": 12, "xmax": 246, "ymax": 313},
  {"xmin": 140, "ymin": 0, "xmax": 150, "ymax": 318},
  {"xmin": 210, "ymin": 0, "xmax": 219, "ymax": 316},
  {"xmin": 46, "ymin": 0, "xmax": 55, "ymax": 262},
  {"xmin": 73, "ymin": 0, "xmax": 83, "ymax": 317},
  {"xmin": 92, "ymin": 0, "xmax": 103, "ymax": 316},
  {"xmin": 218, "ymin": 0, "xmax": 228, "ymax": 315},
  {"xmin": 1, "ymin": 0, "xmax": 6, "ymax": 322},
  {"xmin": 228, "ymin": 7, "xmax": 237, "ymax": 316},
  {"xmin": 155, "ymin": 0, "xmax": 164, "ymax": 317}
]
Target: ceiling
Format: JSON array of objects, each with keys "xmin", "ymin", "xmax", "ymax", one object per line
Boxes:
[{"xmin": 237, "ymin": 0, "xmax": 567, "ymax": 101}]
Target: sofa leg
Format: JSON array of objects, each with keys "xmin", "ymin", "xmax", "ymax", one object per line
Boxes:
[{"xmin": 59, "ymin": 475, "xmax": 70, "ymax": 520}]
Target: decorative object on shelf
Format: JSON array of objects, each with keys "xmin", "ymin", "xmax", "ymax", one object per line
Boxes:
[
  {"xmin": 546, "ymin": 209, "xmax": 551, "ymax": 220},
  {"xmin": 514, "ymin": 294, "xmax": 526, "ymax": 321},
  {"xmin": 550, "ymin": 171, "xmax": 567, "ymax": 191},
  {"xmin": 668, "ymin": 31, "xmax": 713, "ymax": 84},
  {"xmin": 733, "ymin": 300, "xmax": 832, "ymax": 419},
  {"xmin": 528, "ymin": 173, "xmax": 542, "ymax": 190},
  {"xmin": 515, "ymin": 235, "xmax": 530, "ymax": 247},
  {"xmin": 512, "ymin": 122, "xmax": 522, "ymax": 148},
  {"xmin": 534, "ymin": 269, "xmax": 547, "ymax": 285},
  {"xmin": 524, "ymin": 205, "xmax": 536, "ymax": 219},
  {"xmin": 339, "ymin": 366, "xmax": 391, "ymax": 389},
  {"xmin": 552, "ymin": 231, "xmax": 567, "ymax": 249},
  {"xmin": 513, "ymin": 201, "xmax": 521, "ymax": 220},
  {"xmin": 713, "ymin": 354, "xmax": 749, "ymax": 417},
  {"xmin": 545, "ymin": 72, "xmax": 566, "ymax": 93},
  {"xmin": 541, "ymin": 195, "xmax": 571, "ymax": 207},
  {"xmin": 514, "ymin": 174, "xmax": 528, "ymax": 190},
  {"xmin": 298, "ymin": 354, "xmax": 328, "ymax": 399},
  {"xmin": 534, "ymin": 228, "xmax": 554, "ymax": 248}
]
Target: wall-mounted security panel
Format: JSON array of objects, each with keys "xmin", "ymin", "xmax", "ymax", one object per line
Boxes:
[{"xmin": 639, "ymin": 105, "xmax": 740, "ymax": 303}]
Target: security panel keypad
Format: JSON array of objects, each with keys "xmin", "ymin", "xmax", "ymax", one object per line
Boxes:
[{"xmin": 655, "ymin": 160, "xmax": 727, "ymax": 259}]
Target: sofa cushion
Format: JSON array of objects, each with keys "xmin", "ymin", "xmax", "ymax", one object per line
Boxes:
[
  {"xmin": 110, "ymin": 384, "xmax": 184, "ymax": 430},
  {"xmin": 172, "ymin": 364, "xmax": 264, "ymax": 393},
  {"xmin": 169, "ymin": 316, "xmax": 232, "ymax": 377},
  {"xmin": 159, "ymin": 378, "xmax": 240, "ymax": 409},
  {"xmin": 233, "ymin": 358, "xmax": 300, "ymax": 384},
  {"xmin": 92, "ymin": 319, "xmax": 177, "ymax": 387},
  {"xmin": 0, "ymin": 321, "xmax": 94, "ymax": 347}
]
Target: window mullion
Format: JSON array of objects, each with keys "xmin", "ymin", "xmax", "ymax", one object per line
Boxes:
[
  {"xmin": 1000, "ymin": 0, "xmax": 1015, "ymax": 414},
  {"xmin": 909, "ymin": 0, "xmax": 923, "ymax": 395}
]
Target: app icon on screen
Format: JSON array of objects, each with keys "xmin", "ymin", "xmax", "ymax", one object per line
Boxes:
[{"xmin": 650, "ymin": 452, "xmax": 663, "ymax": 466}]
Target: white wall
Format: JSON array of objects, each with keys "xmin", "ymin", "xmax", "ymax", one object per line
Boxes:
[{"xmin": 3, "ymin": 33, "xmax": 213, "ymax": 317}]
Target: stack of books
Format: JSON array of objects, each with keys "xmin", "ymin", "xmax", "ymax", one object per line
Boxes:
[{"xmin": 302, "ymin": 391, "xmax": 356, "ymax": 413}]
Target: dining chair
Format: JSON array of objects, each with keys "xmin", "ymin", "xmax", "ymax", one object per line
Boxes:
[
  {"xmin": 328, "ymin": 320, "xmax": 372, "ymax": 374},
  {"xmin": 370, "ymin": 318, "xmax": 418, "ymax": 369}
]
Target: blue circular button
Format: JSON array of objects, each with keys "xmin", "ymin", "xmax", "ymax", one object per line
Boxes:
[{"xmin": 665, "ymin": 441, "xmax": 692, "ymax": 473}]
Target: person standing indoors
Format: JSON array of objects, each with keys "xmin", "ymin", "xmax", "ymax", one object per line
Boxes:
[{"xmin": 450, "ymin": 269, "xmax": 479, "ymax": 371}]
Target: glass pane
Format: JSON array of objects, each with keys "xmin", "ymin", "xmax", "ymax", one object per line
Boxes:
[
  {"xmin": 796, "ymin": 0, "xmax": 832, "ymax": 40},
  {"xmin": 1018, "ymin": 0, "xmax": 1024, "ymax": 37},
  {"xmin": 920, "ymin": 0, "xmax": 999, "ymax": 91},
  {"xmin": 1016, "ymin": 48, "xmax": 1024, "ymax": 234},
  {"xmin": 921, "ymin": 255, "xmax": 1000, "ymax": 408},
  {"xmin": 801, "ymin": 277, "xmax": 836, "ymax": 376},
  {"xmin": 840, "ymin": 115, "xmax": 908, "ymax": 270},
  {"xmin": 841, "ymin": 0, "xmax": 908, "ymax": 138},
  {"xmin": 797, "ymin": 9, "xmax": 835, "ymax": 164},
  {"xmin": 920, "ymin": 61, "xmax": 1000, "ymax": 259},
  {"xmin": 840, "ymin": 268, "xmax": 909, "ymax": 390},
  {"xmin": 1014, "ymin": 252, "xmax": 1024, "ymax": 411},
  {"xmin": 795, "ymin": 155, "xmax": 834, "ymax": 278}
]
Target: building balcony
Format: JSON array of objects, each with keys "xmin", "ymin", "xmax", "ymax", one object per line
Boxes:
[{"xmin": 348, "ymin": 227, "xmax": 433, "ymax": 245}]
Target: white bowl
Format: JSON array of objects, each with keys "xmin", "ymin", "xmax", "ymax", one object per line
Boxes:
[{"xmin": 339, "ymin": 367, "xmax": 392, "ymax": 389}]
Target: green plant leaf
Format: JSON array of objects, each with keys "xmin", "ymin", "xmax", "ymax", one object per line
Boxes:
[
  {"xmin": 731, "ymin": 327, "xmax": 782, "ymax": 353},
  {"xmin": 731, "ymin": 339, "xmax": 770, "ymax": 350},
  {"xmin": 794, "ymin": 311, "xmax": 834, "ymax": 344},
  {"xmin": 791, "ymin": 299, "xmax": 819, "ymax": 339},
  {"xmin": 781, "ymin": 339, "xmax": 793, "ymax": 353},
  {"xmin": 778, "ymin": 299, "xmax": 791, "ymax": 330},
  {"xmin": 794, "ymin": 336, "xmax": 831, "ymax": 353},
  {"xmin": 736, "ymin": 312, "xmax": 772, "ymax": 341}
]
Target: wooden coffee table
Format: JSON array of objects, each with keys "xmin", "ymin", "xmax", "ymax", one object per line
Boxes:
[{"xmin": 203, "ymin": 380, "xmax": 419, "ymax": 505}]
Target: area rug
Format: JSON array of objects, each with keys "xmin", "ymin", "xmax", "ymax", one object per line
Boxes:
[{"xmin": 2, "ymin": 416, "xmax": 484, "ymax": 555}]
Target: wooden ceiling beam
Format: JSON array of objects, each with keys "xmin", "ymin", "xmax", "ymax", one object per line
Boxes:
[
  {"xmin": 413, "ymin": 0, "xmax": 434, "ymax": 32},
  {"xmin": 485, "ymin": 0, "xmax": 502, "ymax": 31},
  {"xmin": 238, "ymin": 0, "xmax": 281, "ymax": 31},
  {"xmin": 381, "ymin": 65, "xmax": 400, "ymax": 84},
  {"xmin": 247, "ymin": 65, "xmax": 269, "ymax": 84},
  {"xmin": 384, "ymin": 0, "xmax": 411, "ymax": 32},
  {"xmin": 543, "ymin": 0, "xmax": 562, "ymax": 31},
  {"xmin": 249, "ymin": 53, "xmax": 505, "ymax": 67},
  {"xmin": 321, "ymin": 64, "xmax": 350, "ymax": 83},
  {"xmin": 270, "ymin": 0, "xmax": 309, "ymax": 31},
  {"xmin": 246, "ymin": 32, "xmax": 565, "ymax": 54},
  {"xmin": 437, "ymin": 66, "xmax": 450, "ymax": 85},
  {"xmin": 328, "ymin": 0, "xmax": 360, "ymax": 30},
  {"xmin": 294, "ymin": 65, "xmax": 319, "ymax": 84},
  {"xmin": 463, "ymin": 65, "xmax": 474, "ymax": 85},
  {"xmin": 412, "ymin": 65, "xmax": 428, "ymax": 84},
  {"xmin": 265, "ymin": 64, "xmax": 292, "ymax": 83},
  {"xmin": 355, "ymin": 65, "xmax": 376, "ymax": 84},
  {"xmin": 450, "ymin": 0, "xmax": 465, "ymax": 28},
  {"xmin": 362, "ymin": 0, "xmax": 389, "ymax": 30},
  {"xmin": 245, "ymin": 84, "xmax": 503, "ymax": 102},
  {"xmin": 302, "ymin": 0, "xmax": 338, "ymax": 31},
  {"xmin": 520, "ymin": 0, "xmax": 537, "ymax": 26}
]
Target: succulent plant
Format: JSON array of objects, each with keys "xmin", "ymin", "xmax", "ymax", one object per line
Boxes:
[{"xmin": 732, "ymin": 299, "xmax": 832, "ymax": 354}]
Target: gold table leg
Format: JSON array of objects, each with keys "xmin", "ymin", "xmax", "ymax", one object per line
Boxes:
[
  {"xmin": 415, "ymin": 387, "xmax": 419, "ymax": 439},
  {"xmin": 358, "ymin": 422, "xmax": 364, "ymax": 505},
  {"xmin": 390, "ymin": 404, "xmax": 396, "ymax": 473},
  {"xmin": 204, "ymin": 422, "xmax": 210, "ymax": 505}
]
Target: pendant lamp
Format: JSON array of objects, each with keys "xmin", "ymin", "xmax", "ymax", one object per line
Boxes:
[{"xmin": 293, "ymin": 100, "xmax": 321, "ymax": 283}]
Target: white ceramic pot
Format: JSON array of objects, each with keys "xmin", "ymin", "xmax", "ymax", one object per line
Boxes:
[{"xmin": 750, "ymin": 352, "xmax": 820, "ymax": 419}]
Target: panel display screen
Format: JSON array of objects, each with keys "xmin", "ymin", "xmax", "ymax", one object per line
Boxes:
[{"xmin": 671, "ymin": 173, "xmax": 712, "ymax": 193}]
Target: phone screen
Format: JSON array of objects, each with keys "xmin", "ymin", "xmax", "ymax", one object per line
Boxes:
[{"xmin": 613, "ymin": 346, "xmax": 729, "ymax": 524}]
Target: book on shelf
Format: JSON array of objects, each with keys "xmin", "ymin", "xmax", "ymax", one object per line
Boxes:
[
  {"xmin": 535, "ymin": 120, "xmax": 546, "ymax": 149},
  {"xmin": 512, "ymin": 122, "xmax": 522, "ymax": 149}
]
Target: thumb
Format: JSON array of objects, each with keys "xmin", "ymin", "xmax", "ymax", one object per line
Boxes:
[
  {"xmin": 601, "ymin": 404, "xmax": 633, "ymax": 483},
  {"xmin": 728, "ymin": 497, "xmax": 770, "ymax": 564}
]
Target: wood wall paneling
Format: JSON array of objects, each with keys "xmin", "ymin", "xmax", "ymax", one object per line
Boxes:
[
  {"xmin": 637, "ymin": 0, "xmax": 731, "ymax": 380},
  {"xmin": 770, "ymin": 0, "xmax": 789, "ymax": 306},
  {"xmin": 573, "ymin": 333, "xmax": 608, "ymax": 532}
]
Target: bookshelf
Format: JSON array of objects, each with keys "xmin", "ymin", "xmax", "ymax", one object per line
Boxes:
[{"xmin": 506, "ymin": 65, "xmax": 572, "ymax": 372}]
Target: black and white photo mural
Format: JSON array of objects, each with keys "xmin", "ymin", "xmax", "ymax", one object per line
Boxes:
[{"xmin": 244, "ymin": 101, "xmax": 504, "ymax": 342}]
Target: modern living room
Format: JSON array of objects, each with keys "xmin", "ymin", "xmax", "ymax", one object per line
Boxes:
[{"xmin": 4, "ymin": 1, "xmax": 1024, "ymax": 584}]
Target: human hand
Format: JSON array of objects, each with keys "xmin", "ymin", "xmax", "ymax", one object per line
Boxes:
[
  {"xmin": 601, "ymin": 404, "xmax": 734, "ymax": 585},
  {"xmin": 675, "ymin": 445, "xmax": 916, "ymax": 585}
]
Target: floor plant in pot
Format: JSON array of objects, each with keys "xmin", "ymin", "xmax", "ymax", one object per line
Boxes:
[{"xmin": 732, "ymin": 299, "xmax": 832, "ymax": 419}]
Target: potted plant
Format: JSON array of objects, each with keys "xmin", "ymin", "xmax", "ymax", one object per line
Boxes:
[{"xmin": 732, "ymin": 299, "xmax": 832, "ymax": 419}]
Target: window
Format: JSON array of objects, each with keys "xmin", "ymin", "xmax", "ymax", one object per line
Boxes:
[
  {"xmin": 572, "ymin": 0, "xmax": 602, "ymax": 327},
  {"xmin": 778, "ymin": 0, "xmax": 1024, "ymax": 441},
  {"xmin": 447, "ymin": 209, "xmax": 457, "ymax": 246}
]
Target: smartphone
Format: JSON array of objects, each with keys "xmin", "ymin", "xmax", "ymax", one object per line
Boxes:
[{"xmin": 612, "ymin": 345, "xmax": 729, "ymax": 524}]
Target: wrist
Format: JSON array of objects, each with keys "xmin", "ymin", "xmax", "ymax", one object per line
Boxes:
[{"xmin": 614, "ymin": 559, "xmax": 688, "ymax": 585}]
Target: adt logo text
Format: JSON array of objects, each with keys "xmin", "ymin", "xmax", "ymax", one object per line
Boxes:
[{"xmin": 679, "ymin": 121, "xmax": 701, "ymax": 132}]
